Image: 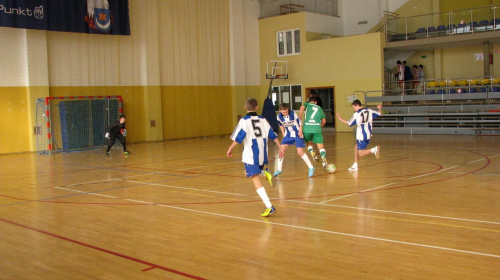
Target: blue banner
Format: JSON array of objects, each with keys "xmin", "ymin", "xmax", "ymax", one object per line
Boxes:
[{"xmin": 0, "ymin": 0, "xmax": 130, "ymax": 35}]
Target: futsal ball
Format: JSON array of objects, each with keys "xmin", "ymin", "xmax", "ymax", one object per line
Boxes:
[{"xmin": 326, "ymin": 163, "xmax": 336, "ymax": 173}]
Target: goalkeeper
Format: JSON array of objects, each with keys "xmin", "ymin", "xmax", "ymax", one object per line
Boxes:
[{"xmin": 105, "ymin": 114, "xmax": 130, "ymax": 156}]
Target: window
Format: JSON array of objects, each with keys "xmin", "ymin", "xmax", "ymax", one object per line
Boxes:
[
  {"xmin": 271, "ymin": 85, "xmax": 303, "ymax": 111},
  {"xmin": 277, "ymin": 29, "xmax": 300, "ymax": 56}
]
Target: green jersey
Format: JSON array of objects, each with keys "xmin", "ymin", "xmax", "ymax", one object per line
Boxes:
[{"xmin": 302, "ymin": 102, "xmax": 325, "ymax": 133}]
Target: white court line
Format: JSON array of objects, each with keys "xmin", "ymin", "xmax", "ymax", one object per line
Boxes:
[
  {"xmin": 124, "ymin": 180, "xmax": 250, "ymax": 197},
  {"xmin": 54, "ymin": 187, "xmax": 118, "ymax": 199},
  {"xmin": 319, "ymin": 182, "xmax": 397, "ymax": 204},
  {"xmin": 154, "ymin": 203, "xmax": 500, "ymax": 259},
  {"xmin": 124, "ymin": 199, "xmax": 155, "ymax": 204},
  {"xmin": 407, "ymin": 165, "xmax": 458, "ymax": 180},
  {"xmin": 54, "ymin": 175, "xmax": 500, "ymax": 226},
  {"xmin": 287, "ymin": 199, "xmax": 500, "ymax": 225}
]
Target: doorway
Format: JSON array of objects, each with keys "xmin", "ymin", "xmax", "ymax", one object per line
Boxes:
[{"xmin": 306, "ymin": 87, "xmax": 335, "ymax": 128}]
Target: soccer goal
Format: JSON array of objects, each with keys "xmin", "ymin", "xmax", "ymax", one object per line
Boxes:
[{"xmin": 36, "ymin": 96, "xmax": 123, "ymax": 155}]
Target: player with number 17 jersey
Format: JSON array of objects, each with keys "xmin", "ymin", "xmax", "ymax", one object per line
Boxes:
[
  {"xmin": 230, "ymin": 112, "xmax": 278, "ymax": 166},
  {"xmin": 347, "ymin": 108, "xmax": 381, "ymax": 141}
]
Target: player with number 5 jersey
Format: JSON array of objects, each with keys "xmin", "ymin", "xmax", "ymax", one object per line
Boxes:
[
  {"xmin": 336, "ymin": 99, "xmax": 382, "ymax": 171},
  {"xmin": 227, "ymin": 98, "xmax": 284, "ymax": 217}
]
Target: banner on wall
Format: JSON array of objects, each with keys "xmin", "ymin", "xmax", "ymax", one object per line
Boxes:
[{"xmin": 0, "ymin": 0, "xmax": 130, "ymax": 35}]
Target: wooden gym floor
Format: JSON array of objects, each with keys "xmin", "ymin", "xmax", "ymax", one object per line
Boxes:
[{"xmin": 0, "ymin": 132, "xmax": 499, "ymax": 279}]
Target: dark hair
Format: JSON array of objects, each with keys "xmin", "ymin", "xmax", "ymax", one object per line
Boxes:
[
  {"xmin": 119, "ymin": 114, "xmax": 126, "ymax": 119},
  {"xmin": 419, "ymin": 64, "xmax": 424, "ymax": 68},
  {"xmin": 397, "ymin": 60, "xmax": 401, "ymax": 64},
  {"xmin": 307, "ymin": 96, "xmax": 317, "ymax": 102},
  {"xmin": 279, "ymin": 103, "xmax": 289, "ymax": 110},
  {"xmin": 245, "ymin": 98, "xmax": 258, "ymax": 110},
  {"xmin": 403, "ymin": 60, "xmax": 407, "ymax": 64},
  {"xmin": 413, "ymin": 65, "xmax": 418, "ymax": 68},
  {"xmin": 351, "ymin": 99, "xmax": 362, "ymax": 107}
]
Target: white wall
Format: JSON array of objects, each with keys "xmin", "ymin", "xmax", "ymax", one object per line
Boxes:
[
  {"xmin": 305, "ymin": 12, "xmax": 343, "ymax": 36},
  {"xmin": 342, "ymin": 0, "xmax": 408, "ymax": 36}
]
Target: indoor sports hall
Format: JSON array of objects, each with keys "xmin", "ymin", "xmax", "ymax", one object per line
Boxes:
[{"xmin": 0, "ymin": 0, "xmax": 499, "ymax": 279}]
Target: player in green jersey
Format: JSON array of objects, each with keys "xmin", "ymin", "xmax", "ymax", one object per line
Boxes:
[{"xmin": 298, "ymin": 96, "xmax": 328, "ymax": 170}]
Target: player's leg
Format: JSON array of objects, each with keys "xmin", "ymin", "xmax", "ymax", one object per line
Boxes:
[
  {"xmin": 313, "ymin": 134, "xmax": 327, "ymax": 169},
  {"xmin": 246, "ymin": 164, "xmax": 275, "ymax": 217},
  {"xmin": 295, "ymin": 136, "xmax": 314, "ymax": 177},
  {"xmin": 105, "ymin": 136, "xmax": 115, "ymax": 156},
  {"xmin": 117, "ymin": 134, "xmax": 130, "ymax": 154},
  {"xmin": 274, "ymin": 144, "xmax": 289, "ymax": 177},
  {"xmin": 304, "ymin": 135, "xmax": 319, "ymax": 161}
]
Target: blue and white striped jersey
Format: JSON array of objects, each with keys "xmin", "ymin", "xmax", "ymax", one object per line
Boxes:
[
  {"xmin": 230, "ymin": 112, "xmax": 278, "ymax": 165},
  {"xmin": 348, "ymin": 108, "xmax": 381, "ymax": 141},
  {"xmin": 277, "ymin": 110, "xmax": 301, "ymax": 138}
]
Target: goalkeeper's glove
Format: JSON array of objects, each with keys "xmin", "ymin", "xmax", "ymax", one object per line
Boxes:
[
  {"xmin": 105, "ymin": 132, "xmax": 110, "ymax": 139},
  {"xmin": 122, "ymin": 129, "xmax": 127, "ymax": 137}
]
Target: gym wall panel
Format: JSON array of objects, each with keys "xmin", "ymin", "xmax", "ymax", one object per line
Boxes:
[
  {"xmin": 441, "ymin": 46, "xmax": 485, "ymax": 79},
  {"xmin": 0, "ymin": 28, "xmax": 28, "ymax": 87},
  {"xmin": 0, "ymin": 87, "xmax": 31, "ymax": 154},
  {"xmin": 161, "ymin": 86, "xmax": 233, "ymax": 139},
  {"xmin": 158, "ymin": 0, "xmax": 230, "ymax": 86}
]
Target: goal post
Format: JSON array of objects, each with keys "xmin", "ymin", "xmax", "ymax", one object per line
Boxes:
[{"xmin": 36, "ymin": 96, "xmax": 123, "ymax": 154}]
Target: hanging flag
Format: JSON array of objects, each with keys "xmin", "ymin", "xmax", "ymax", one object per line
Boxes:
[{"xmin": 0, "ymin": 0, "xmax": 130, "ymax": 35}]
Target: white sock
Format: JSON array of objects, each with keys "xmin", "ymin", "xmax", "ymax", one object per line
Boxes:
[
  {"xmin": 308, "ymin": 146, "xmax": 314, "ymax": 153},
  {"xmin": 256, "ymin": 187, "xmax": 272, "ymax": 208},
  {"xmin": 301, "ymin": 154, "xmax": 313, "ymax": 168},
  {"xmin": 277, "ymin": 156, "xmax": 284, "ymax": 171},
  {"xmin": 351, "ymin": 163, "xmax": 358, "ymax": 168},
  {"xmin": 370, "ymin": 147, "xmax": 376, "ymax": 153}
]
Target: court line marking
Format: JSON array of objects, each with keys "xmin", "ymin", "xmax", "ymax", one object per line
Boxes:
[
  {"xmin": 150, "ymin": 203, "xmax": 500, "ymax": 259},
  {"xmin": 52, "ymin": 179, "xmax": 500, "ymax": 226},
  {"xmin": 319, "ymin": 182, "xmax": 397, "ymax": 204},
  {"xmin": 407, "ymin": 165, "xmax": 458, "ymax": 180}
]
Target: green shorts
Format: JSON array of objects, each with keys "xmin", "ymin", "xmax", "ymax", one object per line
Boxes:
[{"xmin": 303, "ymin": 133, "xmax": 323, "ymax": 144}]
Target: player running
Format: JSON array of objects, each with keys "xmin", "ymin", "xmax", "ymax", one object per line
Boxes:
[
  {"xmin": 298, "ymin": 96, "xmax": 329, "ymax": 170},
  {"xmin": 273, "ymin": 103, "xmax": 315, "ymax": 178},
  {"xmin": 336, "ymin": 100, "xmax": 382, "ymax": 171},
  {"xmin": 227, "ymin": 98, "xmax": 284, "ymax": 217}
]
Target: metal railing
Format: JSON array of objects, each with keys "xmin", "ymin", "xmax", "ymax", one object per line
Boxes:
[
  {"xmin": 386, "ymin": 5, "xmax": 500, "ymax": 42},
  {"xmin": 259, "ymin": 0, "xmax": 338, "ymax": 18}
]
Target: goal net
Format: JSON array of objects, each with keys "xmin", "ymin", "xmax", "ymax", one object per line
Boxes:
[{"xmin": 36, "ymin": 96, "xmax": 123, "ymax": 154}]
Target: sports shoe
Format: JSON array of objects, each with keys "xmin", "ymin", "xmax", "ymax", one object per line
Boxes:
[
  {"xmin": 374, "ymin": 146, "xmax": 380, "ymax": 159},
  {"xmin": 105, "ymin": 152, "xmax": 109, "ymax": 157},
  {"xmin": 264, "ymin": 169, "xmax": 274, "ymax": 187},
  {"xmin": 348, "ymin": 165, "xmax": 358, "ymax": 171},
  {"xmin": 124, "ymin": 151, "xmax": 130, "ymax": 155},
  {"xmin": 308, "ymin": 168, "xmax": 315, "ymax": 178},
  {"xmin": 273, "ymin": 170, "xmax": 282, "ymax": 177},
  {"xmin": 261, "ymin": 206, "xmax": 276, "ymax": 217},
  {"xmin": 322, "ymin": 158, "xmax": 328, "ymax": 170},
  {"xmin": 311, "ymin": 151, "xmax": 319, "ymax": 161}
]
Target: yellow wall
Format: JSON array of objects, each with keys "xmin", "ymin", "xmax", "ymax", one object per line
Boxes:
[
  {"xmin": 0, "ymin": 88, "xmax": 31, "ymax": 154},
  {"xmin": 161, "ymin": 86, "xmax": 233, "ymax": 139},
  {"xmin": 259, "ymin": 12, "xmax": 384, "ymax": 133}
]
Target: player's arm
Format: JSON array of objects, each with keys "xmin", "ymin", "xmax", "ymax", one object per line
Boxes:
[
  {"xmin": 336, "ymin": 113, "xmax": 349, "ymax": 125},
  {"xmin": 273, "ymin": 138, "xmax": 285, "ymax": 159},
  {"xmin": 298, "ymin": 105, "xmax": 305, "ymax": 120},
  {"xmin": 321, "ymin": 118, "xmax": 326, "ymax": 128},
  {"xmin": 377, "ymin": 104, "xmax": 383, "ymax": 116},
  {"xmin": 226, "ymin": 141, "xmax": 239, "ymax": 158}
]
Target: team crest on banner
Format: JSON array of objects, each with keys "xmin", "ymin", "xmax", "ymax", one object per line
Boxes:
[{"xmin": 86, "ymin": 0, "xmax": 111, "ymax": 33}]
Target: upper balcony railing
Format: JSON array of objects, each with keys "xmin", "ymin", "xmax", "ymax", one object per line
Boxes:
[
  {"xmin": 386, "ymin": 5, "xmax": 500, "ymax": 42},
  {"xmin": 259, "ymin": 0, "xmax": 338, "ymax": 19}
]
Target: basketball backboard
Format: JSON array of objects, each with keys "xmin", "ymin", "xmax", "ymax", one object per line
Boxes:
[{"xmin": 266, "ymin": 60, "xmax": 288, "ymax": 79}]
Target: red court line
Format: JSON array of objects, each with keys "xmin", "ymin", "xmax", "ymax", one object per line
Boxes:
[{"xmin": 0, "ymin": 217, "xmax": 206, "ymax": 280}]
